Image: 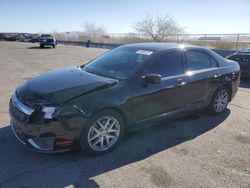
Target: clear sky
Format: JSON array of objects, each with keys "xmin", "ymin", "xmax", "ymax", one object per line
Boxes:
[{"xmin": 1, "ymin": 0, "xmax": 250, "ymax": 34}]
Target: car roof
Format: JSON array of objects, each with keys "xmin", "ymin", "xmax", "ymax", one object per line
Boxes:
[
  {"xmin": 122, "ymin": 43, "xmax": 197, "ymax": 51},
  {"xmin": 122, "ymin": 42, "xmax": 227, "ymax": 66}
]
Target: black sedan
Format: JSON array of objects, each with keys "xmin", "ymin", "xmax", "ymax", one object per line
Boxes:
[
  {"xmin": 226, "ymin": 45, "xmax": 250, "ymax": 79},
  {"xmin": 9, "ymin": 43, "xmax": 240, "ymax": 155}
]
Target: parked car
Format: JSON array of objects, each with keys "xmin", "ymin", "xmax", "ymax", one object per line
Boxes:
[
  {"xmin": 3, "ymin": 34, "xmax": 17, "ymax": 41},
  {"xmin": 39, "ymin": 34, "xmax": 56, "ymax": 48},
  {"xmin": 226, "ymin": 45, "xmax": 250, "ymax": 79},
  {"xmin": 32, "ymin": 36, "xmax": 40, "ymax": 43},
  {"xmin": 0, "ymin": 33, "xmax": 4, "ymax": 40},
  {"xmin": 21, "ymin": 37, "xmax": 33, "ymax": 42},
  {"xmin": 9, "ymin": 43, "xmax": 240, "ymax": 155}
]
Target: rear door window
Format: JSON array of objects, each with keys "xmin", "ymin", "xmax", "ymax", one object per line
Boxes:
[{"xmin": 186, "ymin": 50, "xmax": 212, "ymax": 71}]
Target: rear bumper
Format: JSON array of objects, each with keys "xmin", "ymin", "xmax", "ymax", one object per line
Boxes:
[
  {"xmin": 231, "ymin": 72, "xmax": 241, "ymax": 100},
  {"xmin": 39, "ymin": 41, "xmax": 56, "ymax": 46}
]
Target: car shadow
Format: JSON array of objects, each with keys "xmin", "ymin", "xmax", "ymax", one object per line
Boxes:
[
  {"xmin": 27, "ymin": 46, "xmax": 52, "ymax": 49},
  {"xmin": 0, "ymin": 110, "xmax": 230, "ymax": 188}
]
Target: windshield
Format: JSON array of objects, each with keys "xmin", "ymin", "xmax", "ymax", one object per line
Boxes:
[
  {"xmin": 84, "ymin": 47, "xmax": 154, "ymax": 79},
  {"xmin": 240, "ymin": 46, "xmax": 250, "ymax": 53}
]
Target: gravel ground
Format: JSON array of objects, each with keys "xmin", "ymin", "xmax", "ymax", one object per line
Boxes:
[{"xmin": 0, "ymin": 42, "xmax": 250, "ymax": 188}]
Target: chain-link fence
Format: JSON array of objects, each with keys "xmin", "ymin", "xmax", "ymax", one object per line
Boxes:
[
  {"xmin": 1, "ymin": 32, "xmax": 249, "ymax": 50},
  {"xmin": 55, "ymin": 33, "xmax": 250, "ymax": 50}
]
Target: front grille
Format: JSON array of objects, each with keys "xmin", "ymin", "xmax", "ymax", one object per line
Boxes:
[
  {"xmin": 12, "ymin": 92, "xmax": 34, "ymax": 115},
  {"xmin": 10, "ymin": 92, "xmax": 34, "ymax": 123},
  {"xmin": 16, "ymin": 91, "xmax": 27, "ymax": 105},
  {"xmin": 10, "ymin": 101, "xmax": 27, "ymax": 122}
]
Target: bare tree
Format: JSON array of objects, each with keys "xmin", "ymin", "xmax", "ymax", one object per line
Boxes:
[
  {"xmin": 82, "ymin": 22, "xmax": 106, "ymax": 39},
  {"xmin": 134, "ymin": 14, "xmax": 184, "ymax": 42}
]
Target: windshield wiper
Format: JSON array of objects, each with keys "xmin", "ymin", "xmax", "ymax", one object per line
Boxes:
[
  {"xmin": 84, "ymin": 66, "xmax": 125, "ymax": 80},
  {"xmin": 85, "ymin": 67, "xmax": 101, "ymax": 76},
  {"xmin": 84, "ymin": 67, "xmax": 114, "ymax": 79}
]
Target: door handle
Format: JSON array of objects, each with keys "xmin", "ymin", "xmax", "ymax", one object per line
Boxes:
[{"xmin": 176, "ymin": 78, "xmax": 186, "ymax": 87}]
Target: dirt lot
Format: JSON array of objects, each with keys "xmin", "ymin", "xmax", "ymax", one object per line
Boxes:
[{"xmin": 0, "ymin": 42, "xmax": 250, "ymax": 188}]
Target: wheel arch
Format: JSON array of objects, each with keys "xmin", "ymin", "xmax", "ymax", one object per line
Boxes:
[
  {"xmin": 208, "ymin": 83, "xmax": 232, "ymax": 106},
  {"xmin": 78, "ymin": 106, "xmax": 130, "ymax": 137},
  {"xmin": 78, "ymin": 106, "xmax": 128, "ymax": 155},
  {"xmin": 207, "ymin": 83, "xmax": 231, "ymax": 114},
  {"xmin": 94, "ymin": 107, "xmax": 130, "ymax": 131}
]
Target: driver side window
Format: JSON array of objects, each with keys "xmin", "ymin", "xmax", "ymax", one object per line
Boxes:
[{"xmin": 146, "ymin": 51, "xmax": 183, "ymax": 77}]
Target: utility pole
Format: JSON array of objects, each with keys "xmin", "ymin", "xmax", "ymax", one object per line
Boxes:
[{"xmin": 236, "ymin": 34, "xmax": 240, "ymax": 50}]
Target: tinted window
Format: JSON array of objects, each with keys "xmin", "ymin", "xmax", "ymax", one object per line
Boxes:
[
  {"xmin": 186, "ymin": 50, "xmax": 211, "ymax": 71},
  {"xmin": 85, "ymin": 47, "xmax": 153, "ymax": 79},
  {"xmin": 147, "ymin": 51, "xmax": 183, "ymax": 77},
  {"xmin": 210, "ymin": 56, "xmax": 218, "ymax": 67}
]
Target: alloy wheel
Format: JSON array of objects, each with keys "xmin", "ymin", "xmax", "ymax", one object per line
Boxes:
[
  {"xmin": 87, "ymin": 116, "xmax": 120, "ymax": 151},
  {"xmin": 213, "ymin": 89, "xmax": 228, "ymax": 113}
]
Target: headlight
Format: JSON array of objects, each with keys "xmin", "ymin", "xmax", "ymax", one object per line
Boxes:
[{"xmin": 42, "ymin": 106, "xmax": 59, "ymax": 119}]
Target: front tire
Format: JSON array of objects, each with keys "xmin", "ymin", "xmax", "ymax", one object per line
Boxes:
[
  {"xmin": 80, "ymin": 110, "xmax": 125, "ymax": 155},
  {"xmin": 208, "ymin": 87, "xmax": 230, "ymax": 115}
]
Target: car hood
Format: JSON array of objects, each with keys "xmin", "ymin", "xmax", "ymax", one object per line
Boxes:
[
  {"xmin": 17, "ymin": 66, "xmax": 118, "ymax": 104},
  {"xmin": 226, "ymin": 51, "xmax": 250, "ymax": 63}
]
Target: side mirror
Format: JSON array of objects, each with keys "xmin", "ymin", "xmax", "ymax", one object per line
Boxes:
[{"xmin": 142, "ymin": 74, "xmax": 161, "ymax": 86}]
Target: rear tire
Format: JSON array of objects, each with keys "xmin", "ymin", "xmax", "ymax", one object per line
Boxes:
[
  {"xmin": 208, "ymin": 87, "xmax": 230, "ymax": 115},
  {"xmin": 80, "ymin": 110, "xmax": 125, "ymax": 155}
]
